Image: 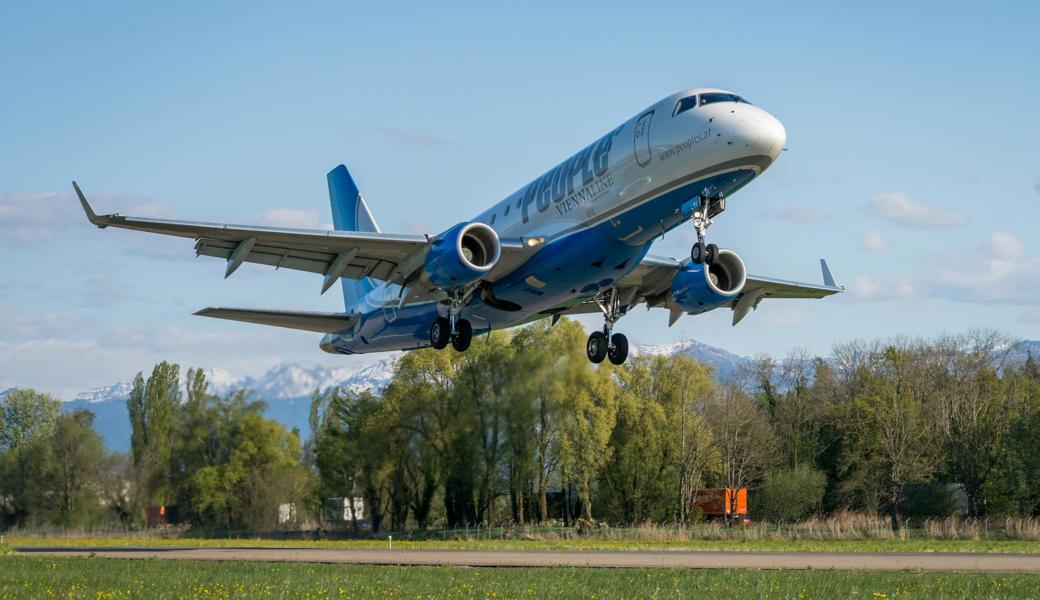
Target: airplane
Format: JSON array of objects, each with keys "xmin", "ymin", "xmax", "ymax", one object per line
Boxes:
[{"xmin": 74, "ymin": 87, "xmax": 842, "ymax": 365}]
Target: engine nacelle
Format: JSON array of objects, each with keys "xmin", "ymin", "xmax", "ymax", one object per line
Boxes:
[
  {"xmin": 670, "ymin": 249, "xmax": 747, "ymax": 314},
  {"xmin": 424, "ymin": 222, "xmax": 501, "ymax": 290}
]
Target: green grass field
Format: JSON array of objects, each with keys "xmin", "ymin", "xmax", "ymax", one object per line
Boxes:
[
  {"xmin": 7, "ymin": 534, "xmax": 1040, "ymax": 554},
  {"xmin": 2, "ymin": 555, "xmax": 1040, "ymax": 600}
]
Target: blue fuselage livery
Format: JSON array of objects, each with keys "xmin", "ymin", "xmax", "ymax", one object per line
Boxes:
[
  {"xmin": 320, "ymin": 88, "xmax": 787, "ymax": 355},
  {"xmin": 75, "ymin": 86, "xmax": 840, "ymax": 366}
]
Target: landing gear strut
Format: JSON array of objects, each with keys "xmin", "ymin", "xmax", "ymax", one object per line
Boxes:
[
  {"xmin": 586, "ymin": 288, "xmax": 629, "ymax": 365},
  {"xmin": 429, "ymin": 290, "xmax": 473, "ymax": 352},
  {"xmin": 691, "ymin": 194, "xmax": 724, "ymax": 265}
]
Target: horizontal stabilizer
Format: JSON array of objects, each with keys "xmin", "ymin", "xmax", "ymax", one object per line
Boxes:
[{"xmin": 194, "ymin": 307, "xmax": 357, "ymax": 333}]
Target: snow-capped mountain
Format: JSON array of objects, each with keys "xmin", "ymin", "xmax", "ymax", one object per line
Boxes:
[
  {"xmin": 62, "ymin": 356, "xmax": 399, "ymax": 451},
  {"xmin": 72, "ymin": 380, "xmax": 136, "ymax": 404},
  {"xmin": 54, "ymin": 339, "xmax": 1040, "ymax": 452},
  {"xmin": 631, "ymin": 340, "xmax": 751, "ymax": 381}
]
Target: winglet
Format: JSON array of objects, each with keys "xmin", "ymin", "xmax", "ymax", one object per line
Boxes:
[
  {"xmin": 820, "ymin": 259, "xmax": 837, "ymax": 288},
  {"xmin": 72, "ymin": 181, "xmax": 108, "ymax": 228}
]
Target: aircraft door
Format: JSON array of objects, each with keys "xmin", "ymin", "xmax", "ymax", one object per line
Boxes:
[{"xmin": 634, "ymin": 110, "xmax": 654, "ymax": 167}]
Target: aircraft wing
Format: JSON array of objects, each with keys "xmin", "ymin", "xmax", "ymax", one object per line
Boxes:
[
  {"xmin": 74, "ymin": 182, "xmax": 535, "ymax": 295},
  {"xmin": 559, "ymin": 254, "xmax": 842, "ymax": 325},
  {"xmin": 195, "ymin": 307, "xmax": 359, "ymax": 333}
]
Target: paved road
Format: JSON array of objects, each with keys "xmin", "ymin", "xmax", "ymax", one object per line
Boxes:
[{"xmin": 15, "ymin": 546, "xmax": 1040, "ymax": 572}]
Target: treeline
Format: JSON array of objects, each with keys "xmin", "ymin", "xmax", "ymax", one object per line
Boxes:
[
  {"xmin": 3, "ymin": 320, "xmax": 1040, "ymax": 532},
  {"xmin": 310, "ymin": 323, "xmax": 1040, "ymax": 530},
  {"xmin": 1, "ymin": 365, "xmax": 311, "ymax": 530}
]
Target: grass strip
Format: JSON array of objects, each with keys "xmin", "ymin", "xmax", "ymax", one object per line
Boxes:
[{"xmin": 3, "ymin": 555, "xmax": 1040, "ymax": 599}]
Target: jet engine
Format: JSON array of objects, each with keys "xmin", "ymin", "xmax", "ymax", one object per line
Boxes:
[
  {"xmin": 424, "ymin": 222, "xmax": 501, "ymax": 290},
  {"xmin": 670, "ymin": 249, "xmax": 747, "ymax": 314}
]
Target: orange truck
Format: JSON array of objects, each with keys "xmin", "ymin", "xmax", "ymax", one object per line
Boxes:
[{"xmin": 693, "ymin": 488, "xmax": 748, "ymax": 520}]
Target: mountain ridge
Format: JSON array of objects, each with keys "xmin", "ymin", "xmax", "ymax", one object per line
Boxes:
[{"xmin": 49, "ymin": 338, "xmax": 1040, "ymax": 452}]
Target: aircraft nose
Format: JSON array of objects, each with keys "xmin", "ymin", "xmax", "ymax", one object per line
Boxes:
[
  {"xmin": 727, "ymin": 107, "xmax": 787, "ymax": 162},
  {"xmin": 756, "ymin": 113, "xmax": 787, "ymax": 160}
]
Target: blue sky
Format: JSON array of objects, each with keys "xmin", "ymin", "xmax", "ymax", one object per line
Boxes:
[{"xmin": 2, "ymin": 1, "xmax": 1039, "ymax": 397}]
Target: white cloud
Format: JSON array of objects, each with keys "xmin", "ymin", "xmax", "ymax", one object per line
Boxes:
[
  {"xmin": 847, "ymin": 275, "xmax": 914, "ymax": 302},
  {"xmin": 255, "ymin": 208, "xmax": 328, "ymax": 229},
  {"xmin": 865, "ymin": 192, "xmax": 967, "ymax": 229},
  {"xmin": 0, "ymin": 310, "xmax": 85, "ymax": 340},
  {"xmin": 80, "ymin": 272, "xmax": 129, "ymax": 305},
  {"xmin": 849, "ymin": 232, "xmax": 1040, "ymax": 305},
  {"xmin": 858, "ymin": 230, "xmax": 889, "ymax": 252},
  {"xmin": 0, "ymin": 321, "xmax": 333, "ymax": 400},
  {"xmin": 0, "ymin": 191, "xmax": 174, "ymax": 244},
  {"xmin": 987, "ymin": 232, "xmax": 1024, "ymax": 259},
  {"xmin": 0, "ymin": 192, "xmax": 81, "ymax": 243},
  {"xmin": 758, "ymin": 203, "xmax": 830, "ymax": 224},
  {"xmin": 917, "ymin": 256, "xmax": 1040, "ymax": 304}
]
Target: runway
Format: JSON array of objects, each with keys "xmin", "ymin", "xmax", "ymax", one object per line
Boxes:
[{"xmin": 15, "ymin": 547, "xmax": 1040, "ymax": 572}]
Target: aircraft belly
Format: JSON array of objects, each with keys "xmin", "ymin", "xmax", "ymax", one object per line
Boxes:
[{"xmin": 487, "ymin": 223, "xmax": 650, "ymax": 317}]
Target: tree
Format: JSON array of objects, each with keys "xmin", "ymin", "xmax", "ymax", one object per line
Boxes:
[
  {"xmin": 455, "ymin": 331, "xmax": 513, "ymax": 524},
  {"xmin": 190, "ymin": 398, "xmax": 312, "ymax": 530},
  {"xmin": 931, "ymin": 332, "xmax": 1024, "ymax": 516},
  {"xmin": 0, "ymin": 388, "xmax": 61, "ymax": 526},
  {"xmin": 509, "ymin": 319, "xmax": 585, "ymax": 523},
  {"xmin": 127, "ymin": 361, "xmax": 181, "ymax": 512},
  {"xmin": 558, "ymin": 359, "xmax": 618, "ymax": 523},
  {"xmin": 38, "ymin": 410, "xmax": 109, "ymax": 526},
  {"xmin": 0, "ymin": 388, "xmax": 61, "ymax": 453},
  {"xmin": 707, "ymin": 383, "xmax": 779, "ymax": 511},
  {"xmin": 753, "ymin": 465, "xmax": 827, "ymax": 522},
  {"xmin": 315, "ymin": 388, "xmax": 391, "ymax": 532},
  {"xmin": 600, "ymin": 354, "xmax": 718, "ymax": 524},
  {"xmin": 771, "ymin": 350, "xmax": 831, "ymax": 469},
  {"xmin": 657, "ymin": 355, "xmax": 720, "ymax": 525},
  {"xmin": 840, "ymin": 346, "xmax": 940, "ymax": 528}
]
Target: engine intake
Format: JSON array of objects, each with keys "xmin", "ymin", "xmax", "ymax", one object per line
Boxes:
[
  {"xmin": 670, "ymin": 249, "xmax": 747, "ymax": 315},
  {"xmin": 424, "ymin": 222, "xmax": 502, "ymax": 290}
]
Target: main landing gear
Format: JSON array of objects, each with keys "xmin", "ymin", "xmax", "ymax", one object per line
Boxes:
[
  {"xmin": 586, "ymin": 288, "xmax": 629, "ymax": 365},
  {"xmin": 430, "ymin": 290, "xmax": 474, "ymax": 352},
  {"xmin": 690, "ymin": 194, "xmax": 725, "ymax": 265}
]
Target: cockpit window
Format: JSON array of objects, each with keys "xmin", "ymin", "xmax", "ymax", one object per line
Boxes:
[
  {"xmin": 673, "ymin": 95, "xmax": 698, "ymax": 116},
  {"xmin": 699, "ymin": 92, "xmax": 751, "ymax": 106}
]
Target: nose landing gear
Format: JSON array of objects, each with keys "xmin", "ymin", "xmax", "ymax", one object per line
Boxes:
[
  {"xmin": 690, "ymin": 194, "xmax": 725, "ymax": 265},
  {"xmin": 586, "ymin": 288, "xmax": 629, "ymax": 365},
  {"xmin": 429, "ymin": 290, "xmax": 474, "ymax": 352}
]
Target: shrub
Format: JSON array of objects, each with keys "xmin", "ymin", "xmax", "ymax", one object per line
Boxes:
[{"xmin": 753, "ymin": 465, "xmax": 827, "ymax": 522}]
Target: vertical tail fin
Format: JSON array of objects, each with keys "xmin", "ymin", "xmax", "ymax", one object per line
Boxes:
[{"xmin": 327, "ymin": 165, "xmax": 379, "ymax": 310}]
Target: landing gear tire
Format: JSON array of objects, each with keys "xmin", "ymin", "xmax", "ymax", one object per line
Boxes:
[
  {"xmin": 691, "ymin": 242, "xmax": 706, "ymax": 264},
  {"xmin": 586, "ymin": 331, "xmax": 608, "ymax": 364},
  {"xmin": 451, "ymin": 319, "xmax": 473, "ymax": 352},
  {"xmin": 430, "ymin": 317, "xmax": 450, "ymax": 350},
  {"xmin": 608, "ymin": 333, "xmax": 629, "ymax": 365},
  {"xmin": 705, "ymin": 243, "xmax": 719, "ymax": 265}
]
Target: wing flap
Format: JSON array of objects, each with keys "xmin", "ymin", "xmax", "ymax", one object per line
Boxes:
[{"xmin": 194, "ymin": 307, "xmax": 358, "ymax": 333}]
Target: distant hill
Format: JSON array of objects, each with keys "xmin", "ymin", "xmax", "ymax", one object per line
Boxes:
[
  {"xmin": 52, "ymin": 339, "xmax": 1040, "ymax": 452},
  {"xmin": 62, "ymin": 359, "xmax": 397, "ymax": 452}
]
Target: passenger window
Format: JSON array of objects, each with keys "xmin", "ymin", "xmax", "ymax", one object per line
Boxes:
[
  {"xmin": 490, "ymin": 213, "xmax": 497, "ymax": 225},
  {"xmin": 673, "ymin": 95, "xmax": 698, "ymax": 116},
  {"xmin": 504, "ymin": 204, "xmax": 510, "ymax": 216}
]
